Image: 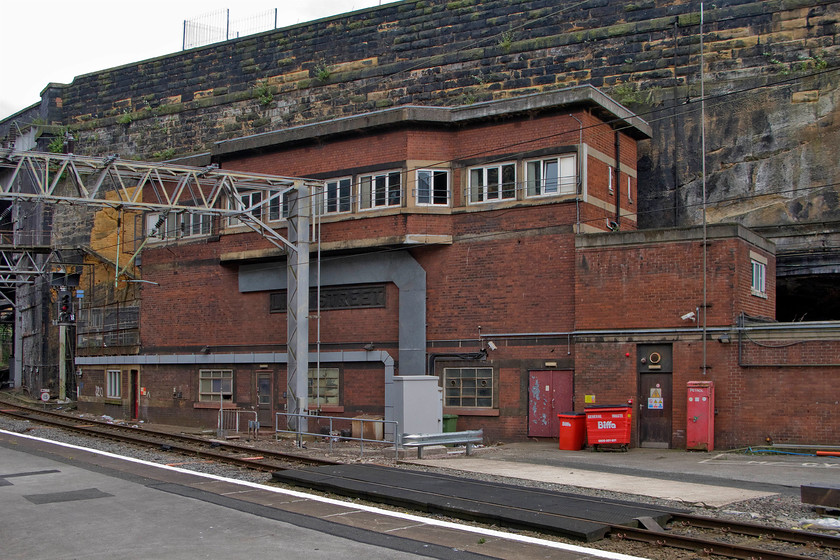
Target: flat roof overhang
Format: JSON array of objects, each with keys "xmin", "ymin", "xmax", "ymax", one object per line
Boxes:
[{"xmin": 212, "ymin": 85, "xmax": 652, "ymax": 159}]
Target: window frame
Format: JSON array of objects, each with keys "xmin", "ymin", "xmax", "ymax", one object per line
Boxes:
[
  {"xmin": 751, "ymin": 258, "xmax": 767, "ymax": 297},
  {"xmin": 358, "ymin": 170, "xmax": 402, "ymax": 210},
  {"xmin": 106, "ymin": 369, "xmax": 121, "ymax": 399},
  {"xmin": 322, "ymin": 177, "xmax": 353, "ymax": 215},
  {"xmin": 198, "ymin": 369, "xmax": 234, "ymax": 403},
  {"xmin": 442, "ymin": 367, "xmax": 494, "ymax": 409},
  {"xmin": 308, "ymin": 367, "xmax": 340, "ymax": 407},
  {"xmin": 525, "ymin": 154, "xmax": 577, "ymax": 198},
  {"xmin": 468, "ymin": 163, "xmax": 517, "ymax": 204},
  {"xmin": 228, "ymin": 190, "xmax": 263, "ymax": 227},
  {"xmin": 415, "ymin": 169, "xmax": 450, "ymax": 206}
]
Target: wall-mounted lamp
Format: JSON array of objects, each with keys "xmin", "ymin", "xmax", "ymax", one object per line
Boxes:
[
  {"xmin": 718, "ymin": 333, "xmax": 731, "ymax": 344},
  {"xmin": 487, "ymin": 341, "xmax": 497, "ymax": 351}
]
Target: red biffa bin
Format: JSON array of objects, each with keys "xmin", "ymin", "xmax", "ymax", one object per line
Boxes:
[
  {"xmin": 585, "ymin": 405, "xmax": 631, "ymax": 451},
  {"xmin": 558, "ymin": 412, "xmax": 586, "ymax": 450}
]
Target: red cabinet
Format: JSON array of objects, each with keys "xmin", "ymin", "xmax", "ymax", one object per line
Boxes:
[{"xmin": 687, "ymin": 381, "xmax": 715, "ymax": 451}]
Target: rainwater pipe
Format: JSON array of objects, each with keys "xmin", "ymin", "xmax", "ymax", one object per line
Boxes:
[{"xmin": 569, "ymin": 114, "xmax": 584, "ymax": 234}]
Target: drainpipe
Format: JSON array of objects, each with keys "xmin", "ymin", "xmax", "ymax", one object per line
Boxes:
[
  {"xmin": 569, "ymin": 114, "xmax": 584, "ymax": 233},
  {"xmin": 614, "ymin": 131, "xmax": 621, "ymax": 228}
]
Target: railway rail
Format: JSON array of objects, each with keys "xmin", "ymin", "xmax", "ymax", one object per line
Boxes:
[
  {"xmin": 1, "ymin": 397, "xmax": 838, "ymax": 560},
  {"xmin": 0, "ymin": 399, "xmax": 336, "ymax": 472}
]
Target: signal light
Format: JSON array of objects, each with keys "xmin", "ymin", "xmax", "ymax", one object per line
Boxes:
[{"xmin": 57, "ymin": 291, "xmax": 74, "ymax": 324}]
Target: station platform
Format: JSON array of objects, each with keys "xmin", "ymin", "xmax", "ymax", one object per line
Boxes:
[
  {"xmin": 408, "ymin": 441, "xmax": 840, "ymax": 507},
  {"xmin": 0, "ymin": 429, "xmax": 651, "ymax": 560}
]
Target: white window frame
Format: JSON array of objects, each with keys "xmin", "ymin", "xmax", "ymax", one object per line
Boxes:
[
  {"xmin": 106, "ymin": 369, "xmax": 121, "ymax": 399},
  {"xmin": 146, "ymin": 211, "xmax": 212, "ymax": 241},
  {"xmin": 358, "ymin": 171, "xmax": 402, "ymax": 210},
  {"xmin": 525, "ymin": 154, "xmax": 577, "ymax": 197},
  {"xmin": 228, "ymin": 191, "xmax": 262, "ymax": 226},
  {"xmin": 322, "ymin": 178, "xmax": 353, "ymax": 215},
  {"xmin": 199, "ymin": 369, "xmax": 233, "ymax": 402},
  {"xmin": 468, "ymin": 163, "xmax": 516, "ymax": 204},
  {"xmin": 607, "ymin": 165, "xmax": 614, "ymax": 194},
  {"xmin": 750, "ymin": 252, "xmax": 767, "ymax": 297},
  {"xmin": 267, "ymin": 189, "xmax": 290, "ymax": 222},
  {"xmin": 181, "ymin": 212, "xmax": 212, "ymax": 238},
  {"xmin": 442, "ymin": 367, "xmax": 494, "ymax": 408},
  {"xmin": 415, "ymin": 169, "xmax": 450, "ymax": 206}
]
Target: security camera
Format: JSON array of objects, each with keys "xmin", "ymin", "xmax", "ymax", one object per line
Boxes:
[
  {"xmin": 681, "ymin": 311, "xmax": 696, "ymax": 321},
  {"xmin": 487, "ymin": 341, "xmax": 498, "ymax": 351}
]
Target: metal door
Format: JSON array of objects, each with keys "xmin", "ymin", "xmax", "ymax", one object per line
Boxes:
[
  {"xmin": 528, "ymin": 370, "xmax": 573, "ymax": 437},
  {"xmin": 129, "ymin": 369, "xmax": 139, "ymax": 420},
  {"xmin": 256, "ymin": 373, "xmax": 273, "ymax": 426},
  {"xmin": 639, "ymin": 373, "xmax": 672, "ymax": 448}
]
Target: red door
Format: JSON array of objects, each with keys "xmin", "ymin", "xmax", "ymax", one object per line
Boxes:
[{"xmin": 528, "ymin": 370, "xmax": 573, "ymax": 437}]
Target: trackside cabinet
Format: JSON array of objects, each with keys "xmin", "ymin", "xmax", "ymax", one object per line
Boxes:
[{"xmin": 686, "ymin": 381, "xmax": 714, "ymax": 451}]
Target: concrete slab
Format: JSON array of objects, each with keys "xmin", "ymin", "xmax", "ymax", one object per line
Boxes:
[{"xmin": 413, "ymin": 458, "xmax": 776, "ymax": 507}]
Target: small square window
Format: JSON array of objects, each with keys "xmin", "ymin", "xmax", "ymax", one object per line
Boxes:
[
  {"xmin": 106, "ymin": 369, "xmax": 121, "ymax": 399},
  {"xmin": 442, "ymin": 367, "xmax": 494, "ymax": 408},
  {"xmin": 751, "ymin": 259, "xmax": 766, "ymax": 297},
  {"xmin": 199, "ymin": 369, "xmax": 233, "ymax": 402}
]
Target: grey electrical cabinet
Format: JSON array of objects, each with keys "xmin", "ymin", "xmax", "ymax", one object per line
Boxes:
[{"xmin": 393, "ymin": 376, "xmax": 443, "ymax": 436}]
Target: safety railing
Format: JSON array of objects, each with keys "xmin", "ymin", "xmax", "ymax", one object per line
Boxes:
[
  {"xmin": 218, "ymin": 408, "xmax": 259, "ymax": 439},
  {"xmin": 275, "ymin": 412, "xmax": 400, "ymax": 461}
]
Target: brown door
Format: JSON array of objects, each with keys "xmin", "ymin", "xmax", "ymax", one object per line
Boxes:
[
  {"xmin": 129, "ymin": 370, "xmax": 139, "ymax": 420},
  {"xmin": 256, "ymin": 373, "xmax": 273, "ymax": 427},
  {"xmin": 639, "ymin": 373, "xmax": 672, "ymax": 448},
  {"xmin": 528, "ymin": 370, "xmax": 573, "ymax": 437}
]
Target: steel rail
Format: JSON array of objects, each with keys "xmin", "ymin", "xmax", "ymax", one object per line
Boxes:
[
  {"xmin": 0, "ymin": 402, "xmax": 336, "ymax": 471},
  {"xmin": 670, "ymin": 513, "xmax": 840, "ymax": 551},
  {"xmin": 609, "ymin": 524, "xmax": 829, "ymax": 560}
]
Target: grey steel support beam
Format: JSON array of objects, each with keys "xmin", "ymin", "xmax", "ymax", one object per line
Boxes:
[{"xmin": 285, "ymin": 184, "xmax": 310, "ymax": 434}]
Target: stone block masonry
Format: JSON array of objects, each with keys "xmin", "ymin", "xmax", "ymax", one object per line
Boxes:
[{"xmin": 4, "ymin": 0, "xmax": 839, "ymax": 235}]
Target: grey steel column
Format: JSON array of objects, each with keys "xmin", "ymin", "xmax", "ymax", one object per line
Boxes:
[{"xmin": 286, "ymin": 185, "xmax": 310, "ymax": 435}]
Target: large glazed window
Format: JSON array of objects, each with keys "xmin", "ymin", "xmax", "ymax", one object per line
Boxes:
[
  {"xmin": 469, "ymin": 163, "xmax": 516, "ymax": 203},
  {"xmin": 322, "ymin": 178, "xmax": 352, "ymax": 214},
  {"xmin": 359, "ymin": 171, "xmax": 401, "ymax": 210},
  {"xmin": 525, "ymin": 155, "xmax": 576, "ymax": 197},
  {"xmin": 416, "ymin": 169, "xmax": 450, "ymax": 206}
]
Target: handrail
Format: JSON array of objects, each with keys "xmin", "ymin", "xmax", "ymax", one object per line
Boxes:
[{"xmin": 275, "ymin": 412, "xmax": 400, "ymax": 461}]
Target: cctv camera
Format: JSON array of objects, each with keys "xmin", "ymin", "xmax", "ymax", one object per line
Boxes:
[
  {"xmin": 681, "ymin": 312, "xmax": 696, "ymax": 321},
  {"xmin": 487, "ymin": 341, "xmax": 498, "ymax": 351}
]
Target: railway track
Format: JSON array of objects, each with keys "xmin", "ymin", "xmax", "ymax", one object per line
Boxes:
[
  {"xmin": 1, "ymin": 398, "xmax": 838, "ymax": 560},
  {"xmin": 0, "ymin": 399, "xmax": 337, "ymax": 472}
]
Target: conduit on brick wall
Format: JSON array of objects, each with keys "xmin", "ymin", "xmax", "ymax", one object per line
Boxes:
[{"xmin": 238, "ymin": 250, "xmax": 426, "ymax": 375}]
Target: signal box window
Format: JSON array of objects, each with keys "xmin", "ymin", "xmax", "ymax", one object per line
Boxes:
[
  {"xmin": 359, "ymin": 171, "xmax": 401, "ymax": 210},
  {"xmin": 443, "ymin": 367, "xmax": 493, "ymax": 408},
  {"xmin": 525, "ymin": 155, "xmax": 576, "ymax": 197},
  {"xmin": 469, "ymin": 163, "xmax": 516, "ymax": 203},
  {"xmin": 416, "ymin": 170, "xmax": 449, "ymax": 206},
  {"xmin": 323, "ymin": 178, "xmax": 352, "ymax": 214}
]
